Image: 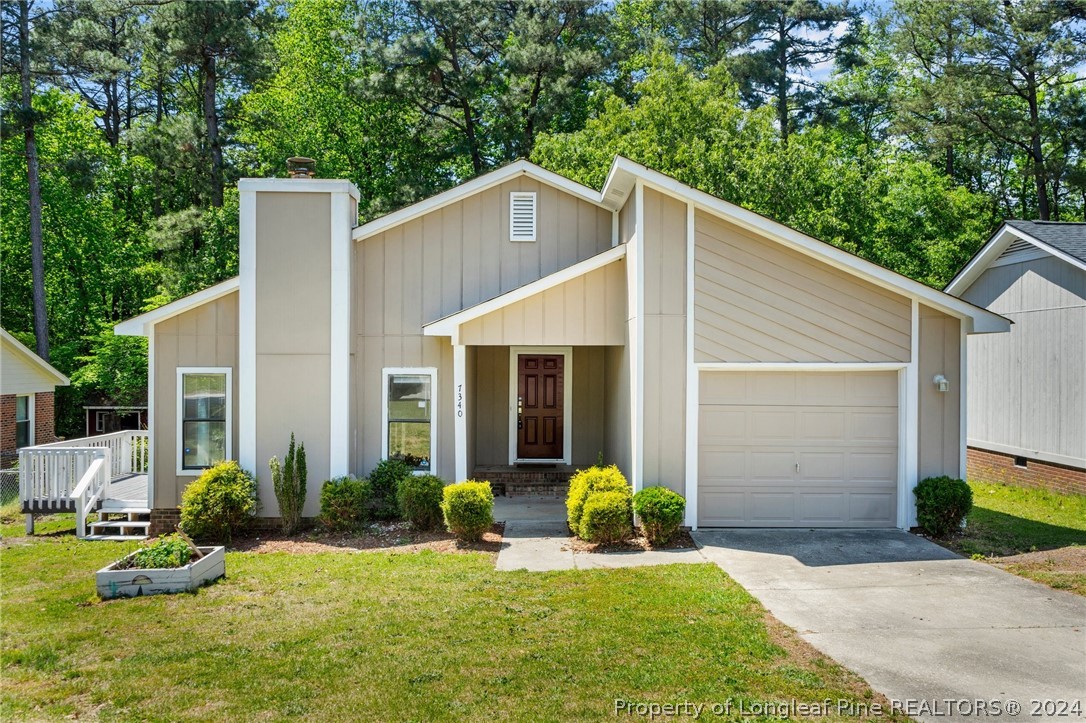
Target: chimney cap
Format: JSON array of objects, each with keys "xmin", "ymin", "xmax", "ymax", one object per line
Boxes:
[{"xmin": 287, "ymin": 156, "xmax": 316, "ymax": 178}]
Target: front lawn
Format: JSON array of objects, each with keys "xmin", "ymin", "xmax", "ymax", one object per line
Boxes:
[
  {"xmin": 1, "ymin": 536, "xmax": 899, "ymax": 721},
  {"xmin": 953, "ymin": 482, "xmax": 1086, "ymax": 595}
]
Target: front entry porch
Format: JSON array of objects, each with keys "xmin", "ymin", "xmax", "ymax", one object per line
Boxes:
[{"xmin": 473, "ymin": 464, "xmax": 578, "ymax": 497}]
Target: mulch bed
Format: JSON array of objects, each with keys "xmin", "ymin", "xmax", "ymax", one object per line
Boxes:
[
  {"xmin": 565, "ymin": 528, "xmax": 699, "ymax": 554},
  {"xmin": 230, "ymin": 521, "xmax": 504, "ymax": 556}
]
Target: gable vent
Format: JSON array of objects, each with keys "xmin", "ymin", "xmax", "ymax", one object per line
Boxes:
[
  {"xmin": 510, "ymin": 192, "xmax": 537, "ymax": 242},
  {"xmin": 998, "ymin": 238, "xmax": 1033, "ymax": 259}
]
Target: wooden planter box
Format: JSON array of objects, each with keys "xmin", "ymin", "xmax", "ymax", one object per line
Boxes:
[{"xmin": 96, "ymin": 546, "xmax": 225, "ymax": 599}]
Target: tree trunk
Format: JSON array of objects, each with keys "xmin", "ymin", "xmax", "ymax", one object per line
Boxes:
[
  {"xmin": 203, "ymin": 53, "xmax": 223, "ymax": 208},
  {"xmin": 1025, "ymin": 71, "xmax": 1049, "ymax": 220},
  {"xmin": 19, "ymin": 0, "xmax": 49, "ymax": 361},
  {"xmin": 945, "ymin": 145, "xmax": 954, "ymax": 178},
  {"xmin": 776, "ymin": 13, "xmax": 789, "ymax": 145}
]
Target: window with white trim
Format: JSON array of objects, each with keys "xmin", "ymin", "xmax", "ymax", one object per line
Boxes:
[
  {"xmin": 509, "ymin": 192, "xmax": 537, "ymax": 242},
  {"xmin": 383, "ymin": 368, "xmax": 435, "ymax": 472},
  {"xmin": 178, "ymin": 369, "xmax": 231, "ymax": 471},
  {"xmin": 14, "ymin": 395, "xmax": 32, "ymax": 448}
]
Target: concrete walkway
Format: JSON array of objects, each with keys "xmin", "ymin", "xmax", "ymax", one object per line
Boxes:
[
  {"xmin": 694, "ymin": 529, "xmax": 1086, "ymax": 721},
  {"xmin": 493, "ymin": 496, "xmax": 704, "ymax": 571}
]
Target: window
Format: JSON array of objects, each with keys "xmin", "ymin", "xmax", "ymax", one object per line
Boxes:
[
  {"xmin": 178, "ymin": 368, "xmax": 232, "ymax": 473},
  {"xmin": 95, "ymin": 411, "xmax": 106, "ymax": 433},
  {"xmin": 1014, "ymin": 456, "xmax": 1028, "ymax": 469},
  {"xmin": 509, "ymin": 192, "xmax": 537, "ymax": 242},
  {"xmin": 383, "ymin": 368, "xmax": 436, "ymax": 472},
  {"xmin": 14, "ymin": 395, "xmax": 31, "ymax": 448}
]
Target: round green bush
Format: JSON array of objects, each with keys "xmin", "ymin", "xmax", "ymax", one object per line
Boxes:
[
  {"xmin": 914, "ymin": 476, "xmax": 973, "ymax": 538},
  {"xmin": 368, "ymin": 458, "xmax": 412, "ymax": 520},
  {"xmin": 179, "ymin": 461, "xmax": 256, "ymax": 542},
  {"xmin": 441, "ymin": 480, "xmax": 494, "ymax": 542},
  {"xmin": 397, "ymin": 474, "xmax": 445, "ymax": 530},
  {"xmin": 579, "ymin": 490, "xmax": 633, "ymax": 544},
  {"xmin": 566, "ymin": 465, "xmax": 630, "ymax": 531},
  {"xmin": 319, "ymin": 476, "xmax": 372, "ymax": 532},
  {"xmin": 633, "ymin": 486, "xmax": 686, "ymax": 545}
]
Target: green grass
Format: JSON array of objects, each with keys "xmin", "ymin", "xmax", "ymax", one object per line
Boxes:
[
  {"xmin": 961, "ymin": 482, "xmax": 1086, "ymax": 557},
  {"xmin": 1, "ymin": 537, "xmax": 897, "ymax": 722}
]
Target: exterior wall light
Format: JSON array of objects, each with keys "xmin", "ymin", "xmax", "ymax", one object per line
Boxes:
[{"xmin": 933, "ymin": 374, "xmax": 950, "ymax": 393}]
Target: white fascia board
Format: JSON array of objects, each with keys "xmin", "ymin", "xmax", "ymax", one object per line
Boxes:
[
  {"xmin": 238, "ymin": 178, "xmax": 360, "ymax": 201},
  {"xmin": 352, "ymin": 160, "xmax": 604, "ymax": 242},
  {"xmin": 423, "ymin": 244, "xmax": 627, "ymax": 336},
  {"xmin": 946, "ymin": 224, "xmax": 1086, "ymax": 295},
  {"xmin": 603, "ymin": 157, "xmax": 1010, "ymax": 334},
  {"xmin": 0, "ymin": 329, "xmax": 70, "ymax": 386},
  {"xmin": 114, "ymin": 277, "xmax": 240, "ymax": 337}
]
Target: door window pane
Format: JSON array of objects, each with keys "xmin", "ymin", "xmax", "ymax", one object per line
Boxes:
[
  {"xmin": 387, "ymin": 373, "xmax": 432, "ymax": 471},
  {"xmin": 181, "ymin": 373, "xmax": 227, "ymax": 470}
]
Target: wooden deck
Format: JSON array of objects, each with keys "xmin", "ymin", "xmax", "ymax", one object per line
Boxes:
[{"xmin": 103, "ymin": 473, "xmax": 148, "ymax": 507}]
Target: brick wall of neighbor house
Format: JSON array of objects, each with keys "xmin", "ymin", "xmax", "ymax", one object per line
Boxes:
[
  {"xmin": 0, "ymin": 395, "xmax": 16, "ymax": 462},
  {"xmin": 33, "ymin": 392, "xmax": 56, "ymax": 445},
  {"xmin": 968, "ymin": 447, "xmax": 1086, "ymax": 496}
]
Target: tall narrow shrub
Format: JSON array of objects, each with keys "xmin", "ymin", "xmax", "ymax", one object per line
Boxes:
[{"xmin": 269, "ymin": 433, "xmax": 307, "ymax": 534}]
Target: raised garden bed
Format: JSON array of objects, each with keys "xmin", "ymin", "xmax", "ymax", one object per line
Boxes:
[{"xmin": 96, "ymin": 546, "xmax": 224, "ymax": 599}]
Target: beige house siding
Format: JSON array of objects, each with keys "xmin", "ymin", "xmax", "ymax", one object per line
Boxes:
[
  {"xmin": 152, "ymin": 291, "xmax": 239, "ymax": 509},
  {"xmin": 918, "ymin": 305, "xmax": 962, "ymax": 479},
  {"xmin": 641, "ymin": 188, "xmax": 687, "ymax": 495},
  {"xmin": 604, "ymin": 344, "xmax": 631, "ymax": 473},
  {"xmin": 693, "ymin": 210, "xmax": 912, "ymax": 363},
  {"xmin": 458, "ymin": 261, "xmax": 626, "ymax": 346},
  {"xmin": 961, "ymin": 257, "xmax": 1086, "ymax": 464},
  {"xmin": 356, "ymin": 178, "xmax": 612, "ymax": 478}
]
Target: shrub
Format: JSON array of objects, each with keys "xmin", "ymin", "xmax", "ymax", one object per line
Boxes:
[
  {"xmin": 398, "ymin": 474, "xmax": 445, "ymax": 530},
  {"xmin": 269, "ymin": 433, "xmax": 307, "ymax": 534},
  {"xmin": 441, "ymin": 480, "xmax": 494, "ymax": 542},
  {"xmin": 368, "ymin": 458, "xmax": 412, "ymax": 520},
  {"xmin": 914, "ymin": 476, "xmax": 973, "ymax": 538},
  {"xmin": 566, "ymin": 465, "xmax": 630, "ymax": 531},
  {"xmin": 579, "ymin": 490, "xmax": 633, "ymax": 544},
  {"xmin": 633, "ymin": 486, "xmax": 686, "ymax": 545},
  {"xmin": 179, "ymin": 461, "xmax": 256, "ymax": 542},
  {"xmin": 319, "ymin": 476, "xmax": 372, "ymax": 532},
  {"xmin": 119, "ymin": 534, "xmax": 193, "ymax": 570}
]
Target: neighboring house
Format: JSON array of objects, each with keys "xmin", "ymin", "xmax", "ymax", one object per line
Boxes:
[
  {"xmin": 83, "ymin": 404, "xmax": 148, "ymax": 438},
  {"xmin": 947, "ymin": 220, "xmax": 1086, "ymax": 495},
  {"xmin": 115, "ymin": 156, "xmax": 1009, "ymax": 534},
  {"xmin": 1, "ymin": 328, "xmax": 70, "ymax": 467}
]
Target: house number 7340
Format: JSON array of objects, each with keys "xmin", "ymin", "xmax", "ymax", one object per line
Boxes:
[{"xmin": 456, "ymin": 384, "xmax": 464, "ymax": 418}]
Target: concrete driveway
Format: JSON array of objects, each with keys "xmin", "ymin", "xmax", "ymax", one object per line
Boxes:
[{"xmin": 694, "ymin": 529, "xmax": 1086, "ymax": 720}]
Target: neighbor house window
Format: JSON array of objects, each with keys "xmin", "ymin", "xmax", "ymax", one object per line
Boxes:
[
  {"xmin": 14, "ymin": 395, "xmax": 32, "ymax": 448},
  {"xmin": 177, "ymin": 368, "xmax": 232, "ymax": 473},
  {"xmin": 383, "ymin": 368, "xmax": 436, "ymax": 472}
]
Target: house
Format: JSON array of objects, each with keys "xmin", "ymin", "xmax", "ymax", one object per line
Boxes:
[
  {"xmin": 113, "ymin": 156, "xmax": 1009, "ymax": 535},
  {"xmin": 1, "ymin": 328, "xmax": 69, "ymax": 467},
  {"xmin": 946, "ymin": 220, "xmax": 1086, "ymax": 495},
  {"xmin": 83, "ymin": 404, "xmax": 148, "ymax": 438}
]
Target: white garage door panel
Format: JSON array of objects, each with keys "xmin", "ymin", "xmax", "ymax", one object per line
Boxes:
[{"xmin": 698, "ymin": 371, "xmax": 899, "ymax": 528}]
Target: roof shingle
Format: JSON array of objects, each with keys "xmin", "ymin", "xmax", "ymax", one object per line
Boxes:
[{"xmin": 1004, "ymin": 219, "xmax": 1086, "ymax": 264}]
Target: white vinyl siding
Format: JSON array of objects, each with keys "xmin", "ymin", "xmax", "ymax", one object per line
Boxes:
[{"xmin": 509, "ymin": 192, "xmax": 537, "ymax": 242}]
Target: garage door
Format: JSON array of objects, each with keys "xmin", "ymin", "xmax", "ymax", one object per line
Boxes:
[{"xmin": 698, "ymin": 371, "xmax": 898, "ymax": 527}]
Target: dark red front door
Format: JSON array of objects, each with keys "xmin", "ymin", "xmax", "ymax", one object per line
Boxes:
[{"xmin": 517, "ymin": 354, "xmax": 564, "ymax": 459}]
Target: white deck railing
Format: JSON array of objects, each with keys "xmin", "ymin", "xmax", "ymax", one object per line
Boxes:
[{"xmin": 19, "ymin": 430, "xmax": 149, "ymax": 517}]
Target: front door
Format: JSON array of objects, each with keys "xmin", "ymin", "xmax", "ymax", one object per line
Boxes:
[{"xmin": 517, "ymin": 354, "xmax": 564, "ymax": 460}]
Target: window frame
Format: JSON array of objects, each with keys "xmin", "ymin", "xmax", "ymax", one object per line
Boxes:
[
  {"xmin": 176, "ymin": 367, "xmax": 233, "ymax": 476},
  {"xmin": 509, "ymin": 191, "xmax": 537, "ymax": 242},
  {"xmin": 381, "ymin": 367, "xmax": 438, "ymax": 476},
  {"xmin": 14, "ymin": 393, "xmax": 34, "ymax": 449}
]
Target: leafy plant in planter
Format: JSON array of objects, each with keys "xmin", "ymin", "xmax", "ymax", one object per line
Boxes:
[
  {"xmin": 368, "ymin": 458, "xmax": 412, "ymax": 520},
  {"xmin": 116, "ymin": 535, "xmax": 193, "ymax": 570},
  {"xmin": 270, "ymin": 433, "xmax": 307, "ymax": 534},
  {"xmin": 633, "ymin": 486, "xmax": 686, "ymax": 545},
  {"xmin": 179, "ymin": 461, "xmax": 257, "ymax": 542},
  {"xmin": 914, "ymin": 476, "xmax": 973, "ymax": 538}
]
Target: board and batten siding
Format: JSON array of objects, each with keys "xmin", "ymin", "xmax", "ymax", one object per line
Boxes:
[
  {"xmin": 693, "ymin": 210, "xmax": 912, "ymax": 363},
  {"xmin": 152, "ymin": 291, "xmax": 239, "ymax": 509},
  {"xmin": 355, "ymin": 177, "xmax": 613, "ymax": 478},
  {"xmin": 458, "ymin": 261, "xmax": 626, "ymax": 346},
  {"xmin": 918, "ymin": 305, "xmax": 962, "ymax": 479},
  {"xmin": 641, "ymin": 188, "xmax": 687, "ymax": 495},
  {"xmin": 961, "ymin": 255, "xmax": 1086, "ymax": 464}
]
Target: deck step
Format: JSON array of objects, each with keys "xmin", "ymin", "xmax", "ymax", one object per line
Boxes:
[
  {"xmin": 84, "ymin": 534, "xmax": 148, "ymax": 542},
  {"xmin": 97, "ymin": 506, "xmax": 152, "ymax": 515},
  {"xmin": 90, "ymin": 520, "xmax": 150, "ymax": 531}
]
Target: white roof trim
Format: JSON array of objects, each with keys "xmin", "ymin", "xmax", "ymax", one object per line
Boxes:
[
  {"xmin": 946, "ymin": 224, "xmax": 1086, "ymax": 295},
  {"xmin": 238, "ymin": 178, "xmax": 360, "ymax": 201},
  {"xmin": 114, "ymin": 277, "xmax": 240, "ymax": 337},
  {"xmin": 602, "ymin": 156, "xmax": 1010, "ymax": 334},
  {"xmin": 423, "ymin": 244, "xmax": 626, "ymax": 336},
  {"xmin": 0, "ymin": 328, "xmax": 70, "ymax": 386},
  {"xmin": 352, "ymin": 160, "xmax": 605, "ymax": 242}
]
